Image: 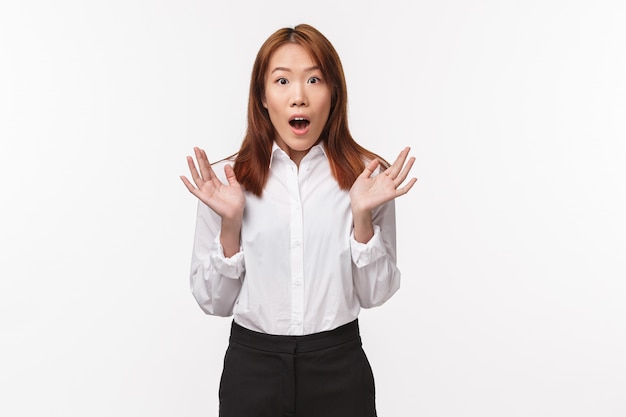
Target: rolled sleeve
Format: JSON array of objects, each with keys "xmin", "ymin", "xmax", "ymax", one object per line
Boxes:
[
  {"xmin": 189, "ymin": 198, "xmax": 245, "ymax": 317},
  {"xmin": 210, "ymin": 234, "xmax": 245, "ymax": 278},
  {"xmin": 349, "ymin": 200, "xmax": 401, "ymax": 308},
  {"xmin": 350, "ymin": 224, "xmax": 387, "ymax": 267}
]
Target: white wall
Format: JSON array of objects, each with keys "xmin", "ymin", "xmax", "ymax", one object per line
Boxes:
[{"xmin": 1, "ymin": 1, "xmax": 624, "ymax": 416}]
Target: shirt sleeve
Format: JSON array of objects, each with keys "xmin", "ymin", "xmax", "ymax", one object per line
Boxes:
[
  {"xmin": 350, "ymin": 199, "xmax": 401, "ymax": 308},
  {"xmin": 189, "ymin": 200, "xmax": 245, "ymax": 317}
]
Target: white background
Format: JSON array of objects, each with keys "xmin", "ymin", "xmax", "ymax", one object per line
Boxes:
[{"xmin": 1, "ymin": 0, "xmax": 625, "ymax": 416}]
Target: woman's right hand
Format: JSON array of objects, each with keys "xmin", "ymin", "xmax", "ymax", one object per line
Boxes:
[{"xmin": 180, "ymin": 147, "xmax": 245, "ymax": 223}]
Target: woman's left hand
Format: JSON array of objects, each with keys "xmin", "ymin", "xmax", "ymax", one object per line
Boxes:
[{"xmin": 349, "ymin": 147, "xmax": 417, "ymax": 214}]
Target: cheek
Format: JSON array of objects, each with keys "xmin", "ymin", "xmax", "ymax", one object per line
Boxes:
[
  {"xmin": 263, "ymin": 91, "xmax": 281, "ymax": 111},
  {"xmin": 265, "ymin": 107, "xmax": 283, "ymax": 130},
  {"xmin": 322, "ymin": 98, "xmax": 332, "ymax": 121},
  {"xmin": 320, "ymin": 90, "xmax": 332, "ymax": 114}
]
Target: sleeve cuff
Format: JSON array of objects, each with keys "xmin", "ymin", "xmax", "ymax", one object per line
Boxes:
[
  {"xmin": 350, "ymin": 224, "xmax": 387, "ymax": 267},
  {"xmin": 209, "ymin": 234, "xmax": 245, "ymax": 278}
]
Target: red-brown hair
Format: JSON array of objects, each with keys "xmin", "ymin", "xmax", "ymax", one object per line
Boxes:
[{"xmin": 232, "ymin": 23, "xmax": 389, "ymax": 196}]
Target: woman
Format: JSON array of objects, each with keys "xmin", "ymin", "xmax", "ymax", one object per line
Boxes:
[{"xmin": 181, "ymin": 23, "xmax": 416, "ymax": 417}]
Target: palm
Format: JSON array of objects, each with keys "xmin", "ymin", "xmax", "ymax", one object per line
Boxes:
[
  {"xmin": 349, "ymin": 147, "xmax": 417, "ymax": 213},
  {"xmin": 181, "ymin": 147, "xmax": 245, "ymax": 221}
]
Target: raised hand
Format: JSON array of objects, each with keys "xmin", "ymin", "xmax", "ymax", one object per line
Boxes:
[
  {"xmin": 180, "ymin": 147, "xmax": 246, "ymax": 223},
  {"xmin": 349, "ymin": 147, "xmax": 417, "ymax": 214}
]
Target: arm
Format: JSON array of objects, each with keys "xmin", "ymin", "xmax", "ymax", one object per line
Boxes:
[
  {"xmin": 349, "ymin": 147, "xmax": 417, "ymax": 307},
  {"xmin": 181, "ymin": 147, "xmax": 246, "ymax": 316}
]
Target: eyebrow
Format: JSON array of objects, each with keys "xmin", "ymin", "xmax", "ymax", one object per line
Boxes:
[{"xmin": 270, "ymin": 65, "xmax": 321, "ymax": 74}]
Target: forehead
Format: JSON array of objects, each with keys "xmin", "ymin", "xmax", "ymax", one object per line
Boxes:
[{"xmin": 267, "ymin": 43, "xmax": 318, "ymax": 70}]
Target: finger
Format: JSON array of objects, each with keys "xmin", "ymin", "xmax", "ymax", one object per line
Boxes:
[
  {"xmin": 359, "ymin": 159, "xmax": 380, "ymax": 178},
  {"xmin": 193, "ymin": 147, "xmax": 209, "ymax": 180},
  {"xmin": 186, "ymin": 156, "xmax": 203, "ymax": 188},
  {"xmin": 223, "ymin": 164, "xmax": 239, "ymax": 186},
  {"xmin": 180, "ymin": 175, "xmax": 201, "ymax": 197},
  {"xmin": 393, "ymin": 156, "xmax": 416, "ymax": 188},
  {"xmin": 395, "ymin": 177, "xmax": 418, "ymax": 197},
  {"xmin": 384, "ymin": 147, "xmax": 411, "ymax": 178},
  {"xmin": 194, "ymin": 147, "xmax": 217, "ymax": 182}
]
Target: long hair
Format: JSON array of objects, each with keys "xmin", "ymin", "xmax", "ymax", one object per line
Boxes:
[{"xmin": 233, "ymin": 24, "xmax": 389, "ymax": 197}]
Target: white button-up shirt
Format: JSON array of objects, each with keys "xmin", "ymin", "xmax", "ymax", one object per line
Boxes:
[{"xmin": 190, "ymin": 143, "xmax": 400, "ymax": 335}]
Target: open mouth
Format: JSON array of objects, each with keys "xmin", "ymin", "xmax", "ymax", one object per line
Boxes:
[{"xmin": 289, "ymin": 117, "xmax": 310, "ymax": 131}]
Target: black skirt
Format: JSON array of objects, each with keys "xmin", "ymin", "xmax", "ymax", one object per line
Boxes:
[{"xmin": 218, "ymin": 319, "xmax": 377, "ymax": 417}]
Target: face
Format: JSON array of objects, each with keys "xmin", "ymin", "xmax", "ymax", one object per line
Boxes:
[{"xmin": 262, "ymin": 43, "xmax": 331, "ymax": 166}]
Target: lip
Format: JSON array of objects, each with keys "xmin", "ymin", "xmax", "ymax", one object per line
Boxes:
[{"xmin": 288, "ymin": 113, "xmax": 310, "ymax": 122}]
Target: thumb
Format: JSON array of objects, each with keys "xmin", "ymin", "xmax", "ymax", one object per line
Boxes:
[
  {"xmin": 359, "ymin": 159, "xmax": 380, "ymax": 178},
  {"xmin": 223, "ymin": 164, "xmax": 239, "ymax": 185}
]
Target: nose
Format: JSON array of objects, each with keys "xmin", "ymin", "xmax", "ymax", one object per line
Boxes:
[{"xmin": 290, "ymin": 83, "xmax": 307, "ymax": 107}]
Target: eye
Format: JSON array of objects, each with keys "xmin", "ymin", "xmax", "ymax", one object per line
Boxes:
[
  {"xmin": 277, "ymin": 78, "xmax": 289, "ymax": 85},
  {"xmin": 308, "ymin": 76, "xmax": 321, "ymax": 84}
]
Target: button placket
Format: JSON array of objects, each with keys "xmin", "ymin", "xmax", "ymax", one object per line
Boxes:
[{"xmin": 287, "ymin": 162, "xmax": 305, "ymax": 334}]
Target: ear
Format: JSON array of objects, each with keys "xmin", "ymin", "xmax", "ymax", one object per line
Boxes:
[{"xmin": 261, "ymin": 95, "xmax": 267, "ymax": 109}]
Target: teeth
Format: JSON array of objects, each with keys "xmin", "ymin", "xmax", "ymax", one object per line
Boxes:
[{"xmin": 289, "ymin": 117, "xmax": 309, "ymax": 129}]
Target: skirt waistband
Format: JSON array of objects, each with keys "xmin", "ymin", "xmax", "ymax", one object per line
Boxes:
[{"xmin": 229, "ymin": 319, "xmax": 361, "ymax": 354}]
